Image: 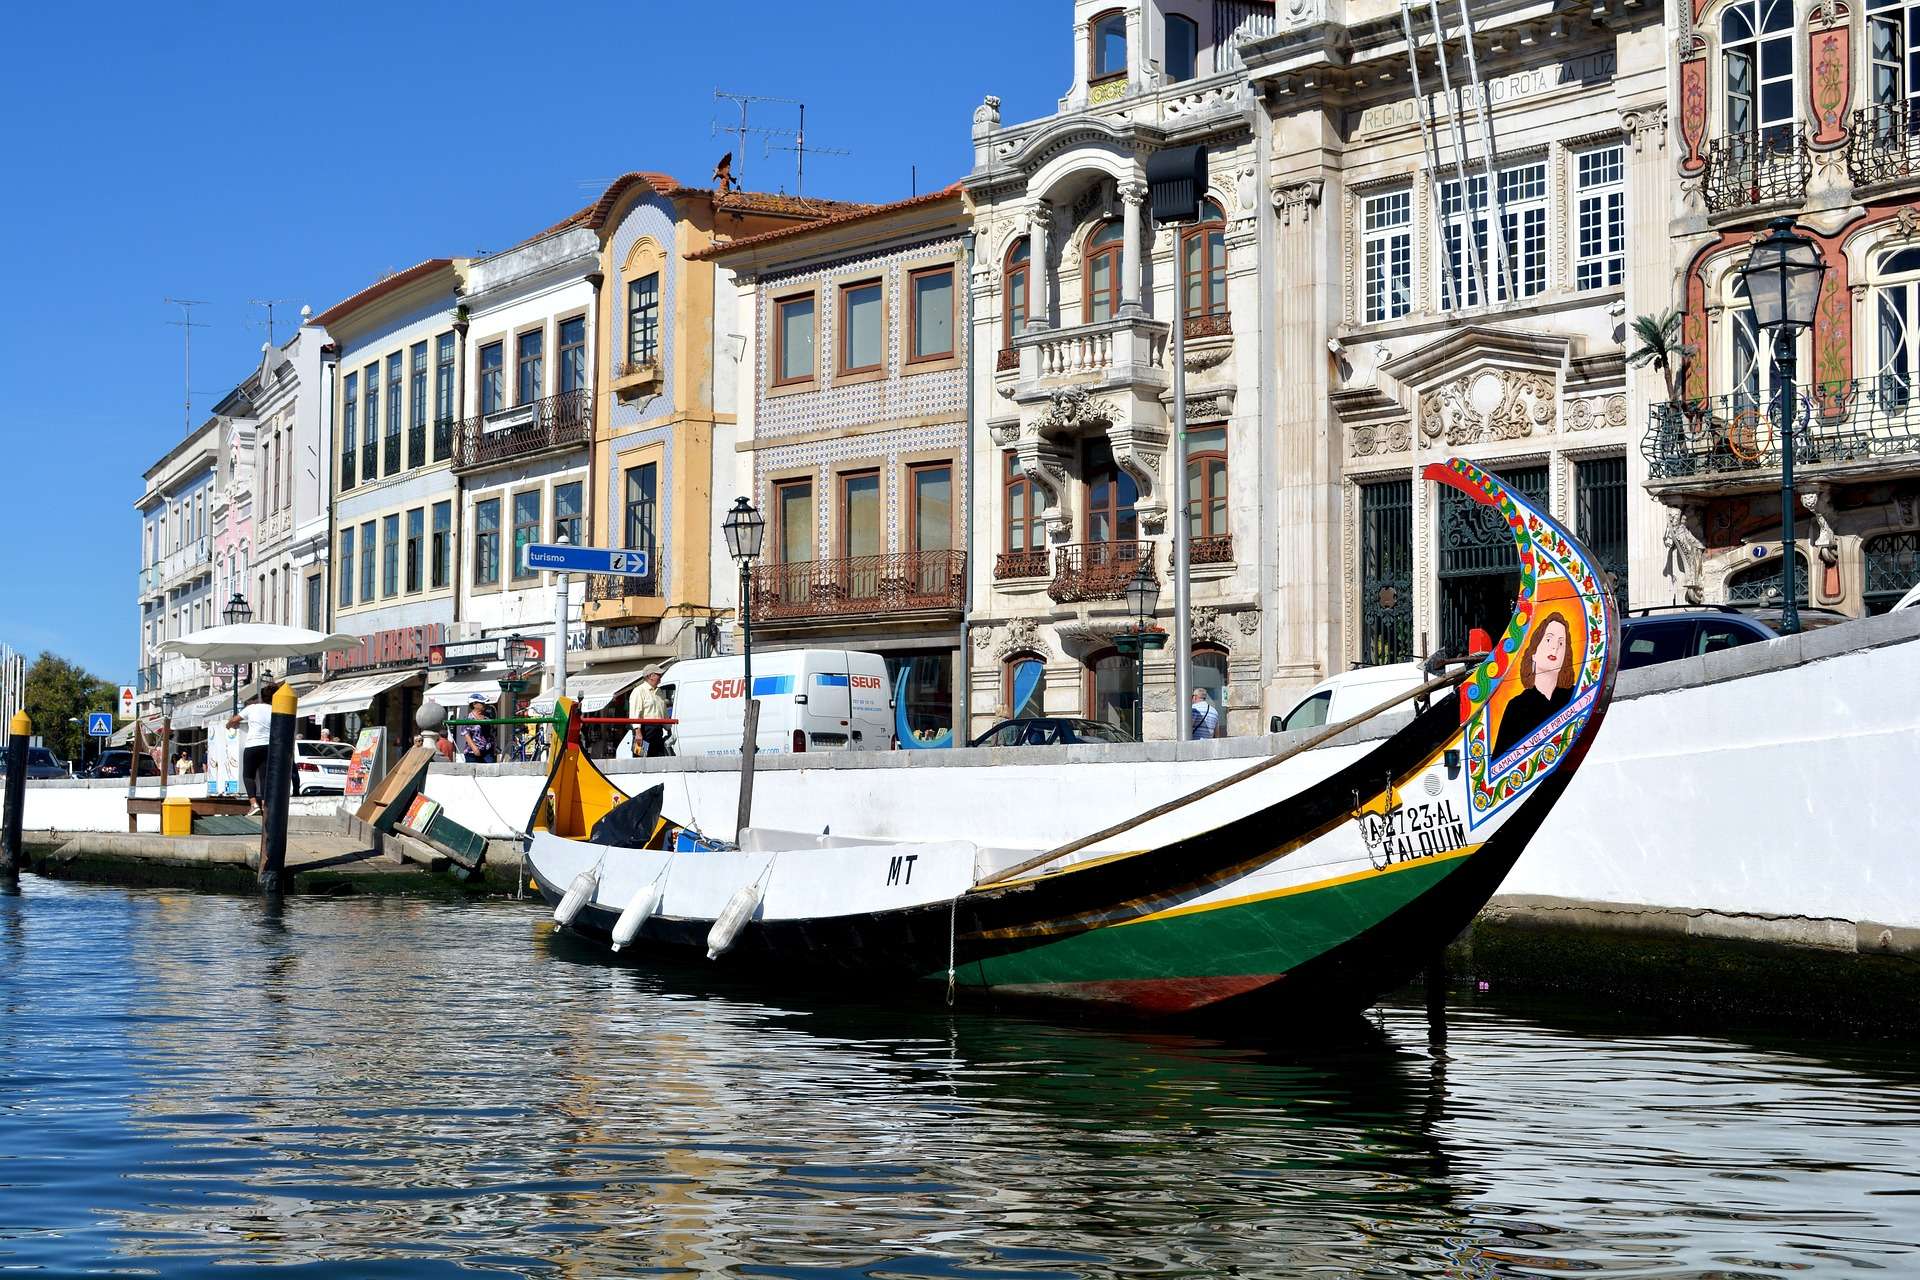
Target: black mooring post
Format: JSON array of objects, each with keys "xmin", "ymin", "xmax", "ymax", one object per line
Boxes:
[
  {"xmin": 2, "ymin": 712, "xmax": 28, "ymax": 883},
  {"xmin": 257, "ymin": 685, "xmax": 296, "ymax": 895}
]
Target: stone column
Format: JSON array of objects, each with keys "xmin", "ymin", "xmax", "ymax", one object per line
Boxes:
[
  {"xmin": 1269, "ymin": 174, "xmax": 1332, "ymax": 698},
  {"xmin": 1027, "ymin": 204, "xmax": 1053, "ymax": 333},
  {"xmin": 1119, "ymin": 178, "xmax": 1148, "ymax": 319},
  {"xmin": 1620, "ymin": 102, "xmax": 1671, "ymax": 610}
]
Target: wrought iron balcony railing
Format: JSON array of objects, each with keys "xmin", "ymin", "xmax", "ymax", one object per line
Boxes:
[
  {"xmin": 1188, "ymin": 533, "xmax": 1233, "ymax": 565},
  {"xmin": 1847, "ymin": 103, "xmax": 1920, "ymax": 187},
  {"xmin": 1702, "ymin": 127, "xmax": 1810, "ymax": 215},
  {"xmin": 1048, "ymin": 540, "xmax": 1154, "ymax": 604},
  {"xmin": 452, "ymin": 388, "xmax": 592, "ymax": 471},
  {"xmin": 994, "ymin": 548, "xmax": 1050, "ymax": 579},
  {"xmin": 750, "ymin": 550, "xmax": 966, "ymax": 623},
  {"xmin": 585, "ymin": 569, "xmax": 659, "ymax": 603},
  {"xmin": 136, "ymin": 663, "xmax": 161, "ymax": 694},
  {"xmin": 1642, "ymin": 375, "xmax": 1920, "ymax": 481}
]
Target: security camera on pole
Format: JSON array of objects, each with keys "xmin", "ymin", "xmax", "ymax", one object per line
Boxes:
[{"xmin": 1146, "ymin": 144, "xmax": 1208, "ymax": 740}]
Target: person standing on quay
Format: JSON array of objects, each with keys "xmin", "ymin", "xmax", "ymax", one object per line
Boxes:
[
  {"xmin": 629, "ymin": 664, "xmax": 671, "ymax": 757},
  {"xmin": 1190, "ymin": 688, "xmax": 1220, "ymax": 740},
  {"xmin": 227, "ymin": 684, "xmax": 278, "ymax": 816}
]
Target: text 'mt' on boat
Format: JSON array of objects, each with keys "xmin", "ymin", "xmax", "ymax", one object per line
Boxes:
[{"xmin": 524, "ymin": 459, "xmax": 1619, "ymax": 1023}]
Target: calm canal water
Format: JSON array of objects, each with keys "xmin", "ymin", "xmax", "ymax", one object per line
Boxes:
[{"xmin": 2, "ymin": 878, "xmax": 1916, "ymax": 1278}]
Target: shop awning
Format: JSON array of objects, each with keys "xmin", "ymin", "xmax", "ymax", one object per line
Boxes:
[
  {"xmin": 296, "ymin": 669, "xmax": 418, "ymax": 718},
  {"xmin": 530, "ymin": 672, "xmax": 641, "ymax": 716},
  {"xmin": 424, "ymin": 671, "xmax": 513, "ymax": 710}
]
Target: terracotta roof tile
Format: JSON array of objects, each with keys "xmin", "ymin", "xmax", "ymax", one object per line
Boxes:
[
  {"xmin": 691, "ymin": 184, "xmax": 965, "ymax": 260},
  {"xmin": 312, "ymin": 258, "xmax": 456, "ymax": 328}
]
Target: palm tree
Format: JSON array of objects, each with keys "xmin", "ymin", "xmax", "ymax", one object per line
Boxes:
[{"xmin": 1627, "ymin": 309, "xmax": 1694, "ymax": 406}]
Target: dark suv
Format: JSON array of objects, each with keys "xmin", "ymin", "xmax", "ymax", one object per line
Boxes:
[{"xmin": 1619, "ymin": 605, "xmax": 1850, "ymax": 671}]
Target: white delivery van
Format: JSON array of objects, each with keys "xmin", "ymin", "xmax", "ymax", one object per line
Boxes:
[
  {"xmin": 663, "ymin": 649, "xmax": 894, "ymax": 757},
  {"xmin": 1271, "ymin": 661, "xmax": 1427, "ymax": 734}
]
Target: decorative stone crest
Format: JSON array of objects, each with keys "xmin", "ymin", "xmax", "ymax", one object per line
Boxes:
[
  {"xmin": 972, "ymin": 95, "xmax": 1001, "ymax": 131},
  {"xmin": 992, "ymin": 617, "xmax": 1047, "ymax": 662},
  {"xmin": 1035, "ymin": 386, "xmax": 1121, "ymax": 438},
  {"xmin": 1418, "ymin": 370, "xmax": 1556, "ymax": 445},
  {"xmin": 1270, "ymin": 178, "xmax": 1324, "ymax": 225},
  {"xmin": 1563, "ymin": 393, "xmax": 1627, "ymax": 433},
  {"xmin": 1349, "ymin": 419, "xmax": 1413, "ymax": 457},
  {"xmin": 988, "ymin": 418, "xmax": 1021, "ymax": 446},
  {"xmin": 1190, "ymin": 607, "xmax": 1231, "ymax": 650},
  {"xmin": 971, "ymin": 625, "xmax": 994, "ymax": 652},
  {"xmin": 1235, "ymin": 608, "xmax": 1260, "ymax": 636}
]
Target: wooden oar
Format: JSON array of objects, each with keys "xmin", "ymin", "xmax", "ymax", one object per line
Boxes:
[{"xmin": 974, "ymin": 667, "xmax": 1470, "ymax": 889}]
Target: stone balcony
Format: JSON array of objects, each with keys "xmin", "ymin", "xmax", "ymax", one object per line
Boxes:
[{"xmin": 1002, "ymin": 315, "xmax": 1170, "ymax": 402}]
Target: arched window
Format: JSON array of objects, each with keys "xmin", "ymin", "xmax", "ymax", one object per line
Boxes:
[
  {"xmin": 1867, "ymin": 0, "xmax": 1920, "ymax": 110},
  {"xmin": 1726, "ymin": 552, "xmax": 1810, "ymax": 605},
  {"xmin": 1004, "ymin": 238, "xmax": 1030, "ymax": 350},
  {"xmin": 1872, "ymin": 246, "xmax": 1920, "ymax": 407},
  {"xmin": 1005, "ymin": 654, "xmax": 1047, "ymax": 719},
  {"xmin": 1165, "ymin": 14, "xmax": 1199, "ymax": 83},
  {"xmin": 1002, "ymin": 451, "xmax": 1044, "ymax": 572},
  {"xmin": 1723, "ymin": 274, "xmax": 1799, "ymax": 414},
  {"xmin": 1090, "ymin": 10, "xmax": 1128, "ymax": 83},
  {"xmin": 1083, "ymin": 437, "xmax": 1138, "ymax": 544},
  {"xmin": 1083, "ymin": 221, "xmax": 1124, "ymax": 322},
  {"xmin": 1720, "ymin": 0, "xmax": 1794, "ymax": 143},
  {"xmin": 1192, "ymin": 646, "xmax": 1228, "ymax": 737},
  {"xmin": 1084, "ymin": 648, "xmax": 1139, "ymax": 736},
  {"xmin": 1864, "ymin": 531, "xmax": 1920, "ymax": 612},
  {"xmin": 1185, "ymin": 425, "xmax": 1229, "ymax": 550},
  {"xmin": 1181, "ymin": 198, "xmax": 1227, "ymax": 322}
]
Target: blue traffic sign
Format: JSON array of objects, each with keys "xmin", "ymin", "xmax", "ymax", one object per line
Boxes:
[
  {"xmin": 86, "ymin": 712, "xmax": 113, "ymax": 738},
  {"xmin": 522, "ymin": 543, "xmax": 651, "ymax": 577}
]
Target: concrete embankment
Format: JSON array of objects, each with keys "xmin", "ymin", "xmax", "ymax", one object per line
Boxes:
[{"xmin": 15, "ymin": 609, "xmax": 1918, "ymax": 1030}]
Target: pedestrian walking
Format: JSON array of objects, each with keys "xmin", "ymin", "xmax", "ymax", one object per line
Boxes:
[
  {"xmin": 227, "ymin": 684, "xmax": 278, "ymax": 815},
  {"xmin": 629, "ymin": 664, "xmax": 672, "ymax": 757},
  {"xmin": 1190, "ymin": 688, "xmax": 1220, "ymax": 740},
  {"xmin": 456, "ymin": 698, "xmax": 495, "ymax": 764}
]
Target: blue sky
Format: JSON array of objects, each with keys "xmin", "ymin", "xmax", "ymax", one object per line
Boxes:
[{"xmin": 0, "ymin": 1, "xmax": 1065, "ymax": 682}]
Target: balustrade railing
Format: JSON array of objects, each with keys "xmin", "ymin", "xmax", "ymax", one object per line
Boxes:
[
  {"xmin": 994, "ymin": 548, "xmax": 1050, "ymax": 580},
  {"xmin": 1642, "ymin": 375, "xmax": 1920, "ymax": 481},
  {"xmin": 1048, "ymin": 540, "xmax": 1154, "ymax": 604},
  {"xmin": 452, "ymin": 389, "xmax": 592, "ymax": 471},
  {"xmin": 750, "ymin": 550, "xmax": 966, "ymax": 622},
  {"xmin": 585, "ymin": 568, "xmax": 659, "ymax": 603},
  {"xmin": 1018, "ymin": 316, "xmax": 1169, "ymax": 382},
  {"xmin": 1702, "ymin": 127, "xmax": 1810, "ymax": 214},
  {"xmin": 1188, "ymin": 533, "xmax": 1233, "ymax": 565},
  {"xmin": 1847, "ymin": 103, "xmax": 1920, "ymax": 187}
]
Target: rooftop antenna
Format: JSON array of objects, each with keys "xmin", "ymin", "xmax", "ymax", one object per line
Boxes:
[
  {"xmin": 248, "ymin": 297, "xmax": 296, "ymax": 346},
  {"xmin": 162, "ymin": 297, "xmax": 208, "ymax": 432},
  {"xmin": 762, "ymin": 103, "xmax": 850, "ymax": 196},
  {"xmin": 713, "ymin": 88, "xmax": 797, "ymax": 190}
]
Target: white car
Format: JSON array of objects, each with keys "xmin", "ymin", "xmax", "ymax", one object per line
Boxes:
[
  {"xmin": 1272, "ymin": 662, "xmax": 1427, "ymax": 734},
  {"xmin": 293, "ymin": 740, "xmax": 353, "ymax": 795},
  {"xmin": 1894, "ymin": 581, "xmax": 1920, "ymax": 612}
]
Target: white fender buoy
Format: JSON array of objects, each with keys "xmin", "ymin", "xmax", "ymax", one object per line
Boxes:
[
  {"xmin": 610, "ymin": 879, "xmax": 664, "ymax": 952},
  {"xmin": 705, "ymin": 874, "xmax": 768, "ymax": 960},
  {"xmin": 553, "ymin": 866, "xmax": 600, "ymax": 929}
]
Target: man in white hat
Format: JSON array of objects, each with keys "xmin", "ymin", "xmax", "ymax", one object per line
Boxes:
[{"xmin": 628, "ymin": 664, "xmax": 670, "ymax": 757}]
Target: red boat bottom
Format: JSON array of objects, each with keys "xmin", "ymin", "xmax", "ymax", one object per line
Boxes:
[{"xmin": 991, "ymin": 972, "xmax": 1285, "ymax": 1015}]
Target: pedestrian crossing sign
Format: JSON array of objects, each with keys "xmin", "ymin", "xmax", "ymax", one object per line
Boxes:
[{"xmin": 87, "ymin": 712, "xmax": 114, "ymax": 737}]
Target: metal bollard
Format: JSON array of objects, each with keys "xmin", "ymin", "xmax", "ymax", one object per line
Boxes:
[
  {"xmin": 257, "ymin": 684, "xmax": 297, "ymax": 895},
  {"xmin": 2, "ymin": 711, "xmax": 28, "ymax": 882}
]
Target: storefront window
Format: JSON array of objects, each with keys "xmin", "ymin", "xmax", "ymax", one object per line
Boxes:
[
  {"xmin": 885, "ymin": 652, "xmax": 954, "ymax": 748},
  {"xmin": 1086, "ymin": 649, "xmax": 1139, "ymax": 736}
]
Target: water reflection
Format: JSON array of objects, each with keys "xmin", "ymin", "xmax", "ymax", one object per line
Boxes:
[{"xmin": 0, "ymin": 880, "xmax": 1914, "ymax": 1277}]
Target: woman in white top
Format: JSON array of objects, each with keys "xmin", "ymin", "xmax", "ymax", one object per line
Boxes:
[{"xmin": 227, "ymin": 685, "xmax": 278, "ymax": 815}]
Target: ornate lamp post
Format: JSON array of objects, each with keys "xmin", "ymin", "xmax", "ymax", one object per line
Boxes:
[
  {"xmin": 1117, "ymin": 562, "xmax": 1163, "ymax": 741},
  {"xmin": 222, "ymin": 591, "xmax": 253, "ymax": 715},
  {"xmin": 1736, "ymin": 218, "xmax": 1827, "ymax": 635},
  {"xmin": 722, "ymin": 497, "xmax": 767, "ymax": 704}
]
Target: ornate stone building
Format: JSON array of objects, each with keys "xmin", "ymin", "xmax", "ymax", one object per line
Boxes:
[
  {"xmin": 963, "ymin": 0, "xmax": 1278, "ymax": 739},
  {"xmin": 1657, "ymin": 0, "xmax": 1920, "ymax": 616}
]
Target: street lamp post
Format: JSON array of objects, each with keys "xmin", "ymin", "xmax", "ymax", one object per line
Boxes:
[
  {"xmin": 722, "ymin": 497, "xmax": 766, "ymax": 837},
  {"xmin": 1736, "ymin": 218, "xmax": 1827, "ymax": 635},
  {"xmin": 222, "ymin": 592, "xmax": 253, "ymax": 715},
  {"xmin": 1118, "ymin": 562, "xmax": 1162, "ymax": 741}
]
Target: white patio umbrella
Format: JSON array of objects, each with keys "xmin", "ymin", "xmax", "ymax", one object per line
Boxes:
[{"xmin": 157, "ymin": 624, "xmax": 357, "ymax": 662}]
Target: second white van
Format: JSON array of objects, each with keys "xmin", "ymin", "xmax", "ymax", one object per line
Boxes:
[{"xmin": 663, "ymin": 649, "xmax": 894, "ymax": 757}]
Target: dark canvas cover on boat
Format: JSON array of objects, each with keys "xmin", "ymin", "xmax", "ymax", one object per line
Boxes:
[{"xmin": 588, "ymin": 784, "xmax": 665, "ymax": 850}]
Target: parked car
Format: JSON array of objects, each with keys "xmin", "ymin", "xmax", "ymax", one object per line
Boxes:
[
  {"xmin": 1619, "ymin": 605, "xmax": 1849, "ymax": 671},
  {"xmin": 294, "ymin": 740, "xmax": 353, "ymax": 795},
  {"xmin": 664, "ymin": 649, "xmax": 894, "ymax": 756},
  {"xmin": 88, "ymin": 750, "xmax": 164, "ymax": 780},
  {"xmin": 1271, "ymin": 661, "xmax": 1428, "ymax": 735},
  {"xmin": 1894, "ymin": 582, "xmax": 1920, "ymax": 612},
  {"xmin": 968, "ymin": 717, "xmax": 1136, "ymax": 748},
  {"xmin": 0, "ymin": 746, "xmax": 73, "ymax": 780}
]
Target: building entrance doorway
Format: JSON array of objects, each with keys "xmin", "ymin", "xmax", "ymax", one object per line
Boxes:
[{"xmin": 1437, "ymin": 465, "xmax": 1547, "ymax": 653}]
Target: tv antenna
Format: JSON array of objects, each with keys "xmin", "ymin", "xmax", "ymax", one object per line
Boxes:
[
  {"xmin": 712, "ymin": 89, "xmax": 796, "ymax": 192},
  {"xmin": 162, "ymin": 297, "xmax": 208, "ymax": 433},
  {"xmin": 762, "ymin": 103, "xmax": 850, "ymax": 197},
  {"xmin": 248, "ymin": 298, "xmax": 296, "ymax": 345}
]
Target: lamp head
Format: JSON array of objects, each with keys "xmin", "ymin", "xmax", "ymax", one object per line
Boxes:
[
  {"xmin": 1123, "ymin": 562, "xmax": 1160, "ymax": 621},
  {"xmin": 722, "ymin": 496, "xmax": 765, "ymax": 565},
  {"xmin": 1739, "ymin": 218, "xmax": 1826, "ymax": 335},
  {"xmin": 223, "ymin": 591, "xmax": 253, "ymax": 627}
]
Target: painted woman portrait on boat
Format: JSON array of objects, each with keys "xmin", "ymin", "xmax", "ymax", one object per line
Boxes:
[{"xmin": 1491, "ymin": 610, "xmax": 1581, "ymax": 761}]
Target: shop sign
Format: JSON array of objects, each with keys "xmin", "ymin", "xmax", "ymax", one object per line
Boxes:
[{"xmin": 327, "ymin": 623, "xmax": 448, "ymax": 673}]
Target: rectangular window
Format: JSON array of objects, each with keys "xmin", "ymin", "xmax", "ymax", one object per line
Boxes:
[
  {"xmin": 908, "ymin": 267, "xmax": 954, "ymax": 362},
  {"xmin": 516, "ymin": 328, "xmax": 543, "ymax": 405},
  {"xmin": 624, "ymin": 464, "xmax": 657, "ymax": 593},
  {"xmin": 408, "ymin": 341, "xmax": 428, "ymax": 468},
  {"xmin": 839, "ymin": 469, "xmax": 882, "ymax": 558},
  {"xmin": 1442, "ymin": 161, "xmax": 1548, "ymax": 307},
  {"xmin": 479, "ymin": 341, "xmax": 504, "ymax": 416},
  {"xmin": 840, "ymin": 281, "xmax": 884, "ymax": 375},
  {"xmin": 1004, "ymin": 451, "xmax": 1039, "ymax": 553},
  {"xmin": 338, "ymin": 527, "xmax": 354, "ymax": 607},
  {"xmin": 774, "ymin": 478, "xmax": 812, "ymax": 562},
  {"xmin": 1185, "ymin": 425, "xmax": 1229, "ymax": 539},
  {"xmin": 431, "ymin": 500, "xmax": 451, "ymax": 590},
  {"xmin": 433, "ymin": 333, "xmax": 456, "ymax": 460},
  {"xmin": 558, "ymin": 316, "xmax": 587, "ymax": 394},
  {"xmin": 626, "ymin": 273, "xmax": 660, "ymax": 366},
  {"xmin": 474, "ymin": 498, "xmax": 500, "ymax": 588},
  {"xmin": 553, "ymin": 480, "xmax": 582, "ymax": 547},
  {"xmin": 305, "ymin": 574, "xmax": 321, "ymax": 629},
  {"xmin": 909, "ymin": 463, "xmax": 952, "ymax": 553},
  {"xmin": 1362, "ymin": 190, "xmax": 1412, "ymax": 323},
  {"xmin": 405, "ymin": 506, "xmax": 424, "ymax": 593},
  {"xmin": 382, "ymin": 513, "xmax": 400, "ymax": 597},
  {"xmin": 385, "ymin": 352, "xmax": 403, "ymax": 473},
  {"xmin": 775, "ymin": 294, "xmax": 816, "ymax": 384},
  {"xmin": 361, "ymin": 363, "xmax": 379, "ymax": 484},
  {"xmin": 511, "ymin": 490, "xmax": 541, "ymax": 582},
  {"xmin": 1575, "ymin": 146, "xmax": 1627, "ymax": 291},
  {"xmin": 359, "ymin": 520, "xmax": 376, "ymax": 602}
]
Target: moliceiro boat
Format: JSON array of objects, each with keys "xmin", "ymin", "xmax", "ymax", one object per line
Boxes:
[{"xmin": 525, "ymin": 460, "xmax": 1619, "ymax": 1021}]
